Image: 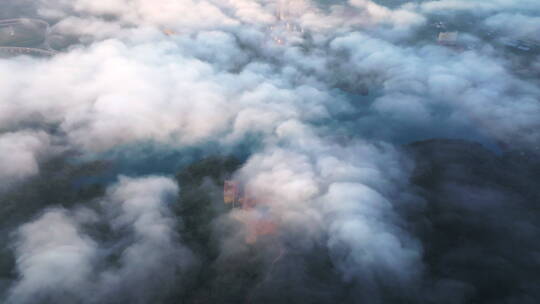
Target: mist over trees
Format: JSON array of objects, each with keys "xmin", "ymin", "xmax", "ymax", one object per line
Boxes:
[{"xmin": 1, "ymin": 0, "xmax": 540, "ymax": 303}]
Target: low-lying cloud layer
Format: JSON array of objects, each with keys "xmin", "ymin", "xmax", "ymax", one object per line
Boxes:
[
  {"xmin": 8, "ymin": 176, "xmax": 196, "ymax": 304},
  {"xmin": 1, "ymin": 0, "xmax": 539, "ymax": 303}
]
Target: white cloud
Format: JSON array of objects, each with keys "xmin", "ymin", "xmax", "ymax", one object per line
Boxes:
[
  {"xmin": 0, "ymin": 131, "xmax": 52, "ymax": 184},
  {"xmin": 7, "ymin": 176, "xmax": 196, "ymax": 304}
]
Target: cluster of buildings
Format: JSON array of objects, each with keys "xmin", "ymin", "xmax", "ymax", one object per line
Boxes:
[
  {"xmin": 267, "ymin": 0, "xmax": 304, "ymax": 45},
  {"xmin": 500, "ymin": 38, "xmax": 540, "ymax": 52},
  {"xmin": 224, "ymin": 180, "xmax": 278, "ymax": 244},
  {"xmin": 0, "ymin": 18, "xmax": 57, "ymax": 57},
  {"xmin": 433, "ymin": 20, "xmax": 539, "ymax": 54}
]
